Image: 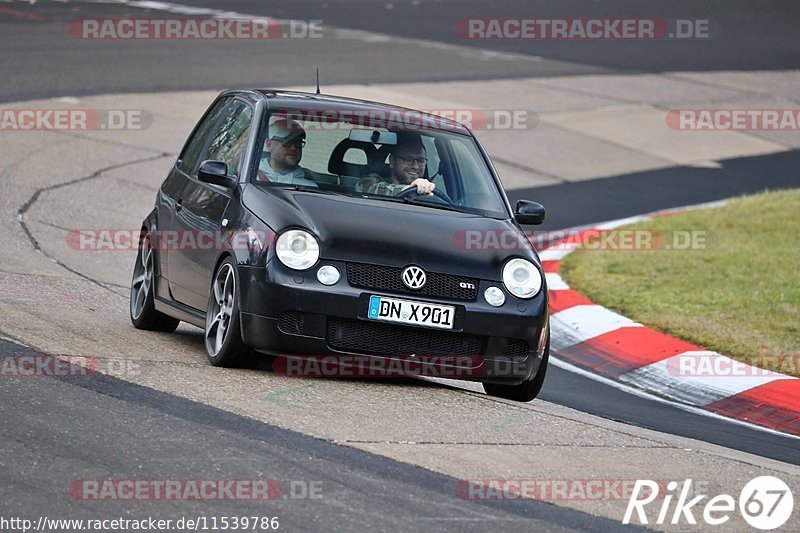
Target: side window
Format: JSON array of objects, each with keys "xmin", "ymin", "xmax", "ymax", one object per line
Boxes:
[
  {"xmin": 178, "ymin": 98, "xmax": 229, "ymax": 175},
  {"xmin": 448, "ymin": 138, "xmax": 505, "ymax": 212},
  {"xmin": 202, "ymin": 100, "xmax": 254, "ymax": 177}
]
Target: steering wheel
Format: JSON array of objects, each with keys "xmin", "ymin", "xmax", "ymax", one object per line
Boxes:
[{"xmin": 396, "ymin": 185, "xmax": 454, "ymax": 204}]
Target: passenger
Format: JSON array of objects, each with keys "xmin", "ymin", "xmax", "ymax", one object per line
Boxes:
[
  {"xmin": 257, "ymin": 118, "xmax": 318, "ymax": 186},
  {"xmin": 356, "ymin": 138, "xmax": 435, "ymax": 196}
]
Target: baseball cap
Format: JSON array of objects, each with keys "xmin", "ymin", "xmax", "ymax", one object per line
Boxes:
[{"xmin": 269, "ymin": 118, "xmax": 306, "ymax": 143}]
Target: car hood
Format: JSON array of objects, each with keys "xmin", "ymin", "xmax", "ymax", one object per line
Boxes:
[{"xmin": 243, "ymin": 186, "xmax": 540, "ymax": 280}]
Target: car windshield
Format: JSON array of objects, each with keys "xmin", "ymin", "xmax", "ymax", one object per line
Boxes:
[{"xmin": 252, "ymin": 108, "xmax": 509, "ymax": 218}]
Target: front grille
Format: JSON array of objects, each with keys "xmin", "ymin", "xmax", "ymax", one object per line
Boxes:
[
  {"xmin": 277, "ymin": 311, "xmax": 305, "ymax": 335},
  {"xmin": 504, "ymin": 339, "xmax": 530, "ymax": 357},
  {"xmin": 327, "ymin": 317, "xmax": 484, "ymax": 357},
  {"xmin": 346, "ymin": 262, "xmax": 478, "ymax": 301}
]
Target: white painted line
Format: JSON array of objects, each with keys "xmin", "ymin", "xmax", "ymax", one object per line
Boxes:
[
  {"xmin": 545, "ymin": 273, "xmax": 570, "ymax": 290},
  {"xmin": 550, "ymin": 355, "xmax": 800, "ymax": 440},
  {"xmin": 539, "ymin": 248, "xmax": 574, "ymax": 261},
  {"xmin": 657, "ymin": 199, "xmax": 728, "ymax": 216},
  {"xmin": 594, "ymin": 215, "xmax": 649, "ymax": 231},
  {"xmin": 551, "ymin": 305, "xmax": 641, "ymax": 351},
  {"xmin": 126, "ymin": 1, "xmax": 266, "ymax": 19},
  {"xmin": 543, "ymin": 199, "xmax": 731, "ymax": 244},
  {"xmin": 619, "ymin": 351, "xmax": 794, "ymax": 406},
  {"xmin": 586, "ymin": 200, "xmax": 729, "ymax": 233}
]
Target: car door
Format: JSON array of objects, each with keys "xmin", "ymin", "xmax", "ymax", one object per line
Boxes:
[
  {"xmin": 169, "ymin": 98, "xmax": 255, "ymax": 310},
  {"xmin": 159, "ymin": 97, "xmax": 231, "ymax": 304}
]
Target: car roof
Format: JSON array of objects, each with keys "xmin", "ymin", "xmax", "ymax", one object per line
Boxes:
[{"xmin": 229, "ymin": 89, "xmax": 472, "ymax": 135}]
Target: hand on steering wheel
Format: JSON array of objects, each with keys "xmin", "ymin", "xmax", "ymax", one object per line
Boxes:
[
  {"xmin": 402, "ymin": 178, "xmax": 435, "ymax": 195},
  {"xmin": 396, "ymin": 182, "xmax": 454, "ymax": 204}
]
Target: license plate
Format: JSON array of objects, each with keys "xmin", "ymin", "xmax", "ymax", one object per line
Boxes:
[{"xmin": 368, "ymin": 296, "xmax": 455, "ymax": 330}]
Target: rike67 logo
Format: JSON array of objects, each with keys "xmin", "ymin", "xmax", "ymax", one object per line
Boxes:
[{"xmin": 623, "ymin": 476, "xmax": 794, "ymax": 530}]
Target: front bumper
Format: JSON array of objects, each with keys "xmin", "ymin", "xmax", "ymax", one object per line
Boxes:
[{"xmin": 237, "ymin": 260, "xmax": 549, "ymax": 384}]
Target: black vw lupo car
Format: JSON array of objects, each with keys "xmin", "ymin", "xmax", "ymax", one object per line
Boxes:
[{"xmin": 130, "ymin": 89, "xmax": 550, "ymax": 401}]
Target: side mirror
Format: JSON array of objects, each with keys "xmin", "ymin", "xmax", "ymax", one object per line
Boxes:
[
  {"xmin": 198, "ymin": 160, "xmax": 236, "ymax": 187},
  {"xmin": 514, "ymin": 200, "xmax": 545, "ymax": 225}
]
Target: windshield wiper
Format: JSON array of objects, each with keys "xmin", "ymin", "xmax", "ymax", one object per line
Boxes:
[
  {"xmin": 265, "ymin": 183, "xmax": 339, "ymax": 195},
  {"xmin": 402, "ymin": 198, "xmax": 467, "ymax": 213},
  {"xmin": 358, "ymin": 193, "xmax": 408, "ymax": 204},
  {"xmin": 359, "ymin": 193, "xmax": 470, "ymax": 214},
  {"xmin": 292, "ymin": 184, "xmax": 330, "ymax": 193}
]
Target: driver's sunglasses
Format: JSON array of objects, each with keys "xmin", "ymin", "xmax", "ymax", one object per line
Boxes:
[
  {"xmin": 395, "ymin": 155, "xmax": 428, "ymax": 166},
  {"xmin": 275, "ymin": 137, "xmax": 306, "ymax": 149}
]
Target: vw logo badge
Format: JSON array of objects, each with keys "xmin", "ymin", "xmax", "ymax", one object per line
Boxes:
[{"xmin": 402, "ymin": 266, "xmax": 427, "ymax": 290}]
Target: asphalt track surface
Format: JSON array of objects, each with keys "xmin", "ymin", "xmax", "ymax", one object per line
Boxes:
[
  {"xmin": 0, "ymin": 339, "xmax": 636, "ymax": 532},
  {"xmin": 1, "ymin": 0, "xmax": 800, "ymax": 529}
]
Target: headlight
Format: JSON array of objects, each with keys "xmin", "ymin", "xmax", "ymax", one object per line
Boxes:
[
  {"xmin": 276, "ymin": 229, "xmax": 319, "ymax": 270},
  {"xmin": 502, "ymin": 258, "xmax": 542, "ymax": 299}
]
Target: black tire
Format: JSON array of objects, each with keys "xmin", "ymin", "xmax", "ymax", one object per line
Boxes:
[
  {"xmin": 204, "ymin": 257, "xmax": 252, "ymax": 367},
  {"xmin": 130, "ymin": 231, "xmax": 180, "ymax": 332},
  {"xmin": 484, "ymin": 336, "xmax": 549, "ymax": 402}
]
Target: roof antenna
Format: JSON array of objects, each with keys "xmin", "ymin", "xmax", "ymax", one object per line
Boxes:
[{"xmin": 315, "ymin": 68, "xmax": 321, "ymax": 95}]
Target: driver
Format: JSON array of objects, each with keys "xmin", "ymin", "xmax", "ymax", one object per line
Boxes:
[
  {"xmin": 257, "ymin": 118, "xmax": 318, "ymax": 187},
  {"xmin": 355, "ymin": 138, "xmax": 435, "ymax": 196}
]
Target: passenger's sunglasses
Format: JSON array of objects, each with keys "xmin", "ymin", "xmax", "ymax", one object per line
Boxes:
[{"xmin": 274, "ymin": 137, "xmax": 306, "ymax": 148}]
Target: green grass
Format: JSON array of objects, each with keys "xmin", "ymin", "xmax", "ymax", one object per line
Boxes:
[{"xmin": 560, "ymin": 189, "xmax": 800, "ymax": 376}]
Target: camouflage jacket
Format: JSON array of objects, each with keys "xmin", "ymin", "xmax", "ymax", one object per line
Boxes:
[{"xmin": 355, "ymin": 174, "xmax": 410, "ymax": 196}]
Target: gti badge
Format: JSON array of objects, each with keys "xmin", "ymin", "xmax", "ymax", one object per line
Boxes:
[{"xmin": 402, "ymin": 265, "xmax": 427, "ymax": 290}]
